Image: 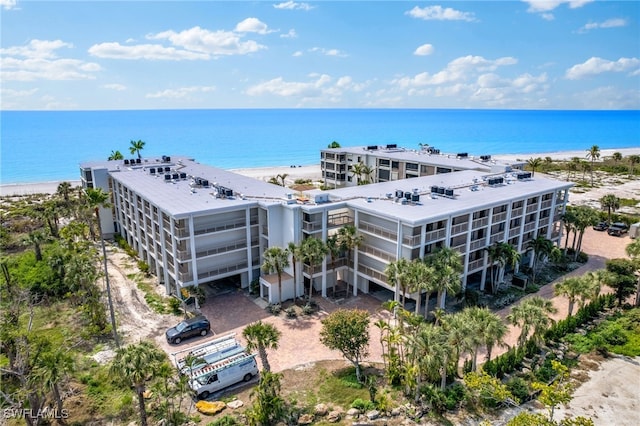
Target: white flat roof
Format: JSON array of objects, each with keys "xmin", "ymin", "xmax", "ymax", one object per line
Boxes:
[
  {"xmin": 81, "ymin": 156, "xmax": 295, "ymax": 217},
  {"xmin": 323, "ymin": 145, "xmax": 522, "ymax": 171},
  {"xmin": 310, "ymin": 170, "xmax": 572, "ymax": 223}
]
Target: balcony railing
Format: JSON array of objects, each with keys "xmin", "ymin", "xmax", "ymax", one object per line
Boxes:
[
  {"xmin": 194, "ymin": 217, "xmax": 248, "ymax": 235},
  {"xmin": 451, "ymin": 222, "xmax": 469, "ymax": 235},
  {"xmin": 327, "ymin": 212, "xmax": 353, "ymax": 228},
  {"xmin": 467, "ymin": 258, "xmax": 484, "ymax": 271},
  {"xmin": 541, "ymin": 199, "xmax": 552, "ymax": 209},
  {"xmin": 197, "ymin": 260, "xmax": 248, "ymax": 280},
  {"xmin": 526, "ymin": 204, "xmax": 538, "ymax": 213},
  {"xmin": 523, "ymin": 222, "xmax": 537, "ymax": 233},
  {"xmin": 358, "ymin": 264, "xmax": 387, "ymax": 284},
  {"xmin": 469, "ymin": 239, "xmax": 485, "ymax": 251},
  {"xmin": 509, "ymin": 228, "xmax": 520, "ymax": 238},
  {"xmin": 360, "ymin": 245, "xmax": 396, "ymax": 262},
  {"xmin": 511, "ymin": 207, "xmax": 523, "ymax": 217},
  {"xmin": 302, "ymin": 220, "xmax": 323, "ymax": 232},
  {"xmin": 402, "ymin": 234, "xmax": 421, "ymax": 247},
  {"xmin": 196, "ymin": 240, "xmax": 247, "ymax": 258},
  {"xmin": 492, "ymin": 211, "xmax": 507, "ymax": 222},
  {"xmin": 472, "ymin": 217, "xmax": 489, "ymax": 229},
  {"xmin": 489, "ymin": 232, "xmax": 505, "ymax": 244},
  {"xmin": 452, "ymin": 243, "xmax": 466, "ymax": 254},
  {"xmin": 359, "ymin": 220, "xmax": 397, "ymax": 241},
  {"xmin": 425, "ymin": 228, "xmax": 446, "ymax": 241},
  {"xmin": 538, "ymin": 217, "xmax": 550, "ymax": 227}
]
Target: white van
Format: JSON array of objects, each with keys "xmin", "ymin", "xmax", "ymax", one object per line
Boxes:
[{"xmin": 189, "ymin": 352, "xmax": 259, "ymax": 399}]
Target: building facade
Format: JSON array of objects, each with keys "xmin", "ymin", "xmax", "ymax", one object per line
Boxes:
[{"xmin": 81, "ymin": 154, "xmax": 570, "ymax": 307}]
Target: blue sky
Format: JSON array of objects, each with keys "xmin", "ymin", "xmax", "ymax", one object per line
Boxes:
[{"xmin": 1, "ymin": 1, "xmax": 638, "ymax": 110}]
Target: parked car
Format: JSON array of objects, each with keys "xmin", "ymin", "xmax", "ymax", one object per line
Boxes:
[
  {"xmin": 166, "ymin": 315, "xmax": 211, "ymax": 344},
  {"xmin": 593, "ymin": 221, "xmax": 609, "ymax": 231},
  {"xmin": 607, "ymin": 222, "xmax": 629, "ymax": 237}
]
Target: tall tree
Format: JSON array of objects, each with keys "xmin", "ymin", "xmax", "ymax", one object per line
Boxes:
[
  {"xmin": 572, "ymin": 206, "xmax": 599, "ymax": 260},
  {"xmin": 554, "ymin": 277, "xmax": 588, "ymax": 317},
  {"xmin": 526, "ymin": 235, "xmax": 554, "ymax": 285},
  {"xmin": 22, "ymin": 230, "xmax": 48, "ymax": 262},
  {"xmin": 461, "ymin": 306, "xmax": 506, "ymax": 369},
  {"xmin": 407, "ymin": 259, "xmax": 435, "ymax": 316},
  {"xmin": 337, "ymin": 224, "xmax": 363, "ymax": 296},
  {"xmin": 243, "ymin": 321, "xmax": 281, "ymax": 373},
  {"xmin": 629, "ymin": 154, "xmax": 640, "ymax": 175},
  {"xmin": 110, "ymin": 341, "xmax": 165, "ymax": 426},
  {"xmin": 527, "ymin": 157, "xmax": 543, "ymax": 176},
  {"xmin": 287, "ymin": 241, "xmax": 301, "ymax": 299},
  {"xmin": 425, "ymin": 247, "xmax": 463, "ymax": 312},
  {"xmin": 586, "ymin": 144, "xmax": 600, "ymax": 187},
  {"xmin": 612, "ymin": 152, "xmax": 622, "ymax": 163},
  {"xmin": 507, "ymin": 296, "xmax": 557, "ymax": 347},
  {"xmin": 385, "ymin": 257, "xmax": 412, "ymax": 308},
  {"xmin": 406, "ymin": 323, "xmax": 447, "ymax": 399},
  {"xmin": 327, "ymin": 140, "xmax": 341, "ymax": 148},
  {"xmin": 32, "ymin": 347, "xmax": 75, "ymax": 417},
  {"xmin": 56, "ymin": 181, "xmax": 73, "ymax": 204},
  {"xmin": 320, "ymin": 309, "xmax": 370, "ymax": 383},
  {"xmin": 261, "ymin": 246, "xmax": 290, "ymax": 304},
  {"xmin": 85, "ymin": 187, "xmax": 119, "ymax": 347},
  {"xmin": 108, "ymin": 150, "xmax": 124, "ymax": 160},
  {"xmin": 326, "ymin": 234, "xmax": 345, "ymax": 297},
  {"xmin": 129, "ymin": 139, "xmax": 146, "ymax": 159},
  {"xmin": 299, "ymin": 237, "xmax": 327, "ymax": 301},
  {"xmin": 599, "ymin": 193, "xmax": 620, "ymax": 224}
]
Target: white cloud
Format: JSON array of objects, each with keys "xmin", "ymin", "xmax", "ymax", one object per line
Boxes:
[
  {"xmin": 147, "ymin": 26, "xmax": 266, "ymax": 57},
  {"xmin": 565, "ymin": 57, "xmax": 640, "ymax": 79},
  {"xmin": 273, "ymin": 1, "xmax": 314, "ymax": 11},
  {"xmin": 579, "ymin": 18, "xmax": 627, "ymax": 33},
  {"xmin": 246, "ymin": 74, "xmax": 366, "ymax": 102},
  {"xmin": 414, "ymin": 44, "xmax": 434, "ymax": 56},
  {"xmin": 235, "ymin": 18, "xmax": 274, "ymax": 35},
  {"xmin": 146, "ymin": 86, "xmax": 216, "ymax": 99},
  {"xmin": 281, "ymin": 29, "xmax": 298, "ymax": 38},
  {"xmin": 1, "ymin": 39, "xmax": 101, "ymax": 81},
  {"xmin": 0, "ymin": 0, "xmax": 17, "ymax": 10},
  {"xmin": 522, "ymin": 0, "xmax": 594, "ymax": 13},
  {"xmin": 406, "ymin": 5, "xmax": 477, "ymax": 22},
  {"xmin": 89, "ymin": 42, "xmax": 209, "ymax": 60},
  {"xmin": 292, "ymin": 51, "xmax": 303, "ymax": 57},
  {"xmin": 308, "ymin": 47, "xmax": 348, "ymax": 57},
  {"xmin": 103, "ymin": 83, "xmax": 127, "ymax": 91}
]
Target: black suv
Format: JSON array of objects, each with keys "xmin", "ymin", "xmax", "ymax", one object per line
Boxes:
[
  {"xmin": 166, "ymin": 315, "xmax": 211, "ymax": 344},
  {"xmin": 593, "ymin": 221, "xmax": 609, "ymax": 231},
  {"xmin": 607, "ymin": 222, "xmax": 629, "ymax": 237}
]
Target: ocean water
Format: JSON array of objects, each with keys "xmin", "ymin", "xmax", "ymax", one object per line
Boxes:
[{"xmin": 1, "ymin": 109, "xmax": 639, "ymax": 184}]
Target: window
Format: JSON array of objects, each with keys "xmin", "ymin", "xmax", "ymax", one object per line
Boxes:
[
  {"xmin": 406, "ymin": 162, "xmax": 419, "ymax": 171},
  {"xmin": 379, "ymin": 159, "xmax": 390, "ymax": 167},
  {"xmin": 391, "ymin": 161, "xmax": 399, "ymax": 169}
]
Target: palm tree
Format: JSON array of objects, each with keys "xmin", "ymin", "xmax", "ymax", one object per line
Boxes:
[
  {"xmin": 276, "ymin": 173, "xmax": 288, "ymax": 187},
  {"xmin": 507, "ymin": 296, "xmax": 557, "ymax": 347},
  {"xmin": 85, "ymin": 187, "xmax": 120, "ymax": 347},
  {"xmin": 108, "ymin": 150, "xmax": 124, "ymax": 160},
  {"xmin": 439, "ymin": 312, "xmax": 470, "ymax": 387},
  {"xmin": 287, "ymin": 241, "xmax": 301, "ymax": 299},
  {"xmin": 407, "ymin": 260, "xmax": 435, "ymax": 316},
  {"xmin": 110, "ymin": 341, "xmax": 165, "ymax": 426},
  {"xmin": 337, "ymin": 225, "xmax": 363, "ymax": 296},
  {"xmin": 554, "ymin": 277, "xmax": 587, "ymax": 317},
  {"xmin": 485, "ymin": 242, "xmax": 520, "ymax": 294},
  {"xmin": 326, "ymin": 234, "xmax": 345, "ymax": 297},
  {"xmin": 406, "ymin": 323, "xmax": 447, "ymax": 398},
  {"xmin": 129, "ymin": 139, "xmax": 146, "ymax": 159},
  {"xmin": 527, "ymin": 157, "xmax": 543, "ymax": 177},
  {"xmin": 526, "ymin": 235, "xmax": 554, "ymax": 285},
  {"xmin": 629, "ymin": 155, "xmax": 640, "ymax": 175},
  {"xmin": 300, "ymin": 237, "xmax": 327, "ymax": 301},
  {"xmin": 56, "ymin": 181, "xmax": 73, "ymax": 204},
  {"xmin": 360, "ymin": 164, "xmax": 375, "ymax": 184},
  {"xmin": 425, "ymin": 247, "xmax": 463, "ymax": 311},
  {"xmin": 612, "ymin": 152, "xmax": 622, "ymax": 163},
  {"xmin": 572, "ymin": 206, "xmax": 599, "ymax": 260},
  {"xmin": 32, "ymin": 348, "xmax": 75, "ymax": 416},
  {"xmin": 243, "ymin": 321, "xmax": 281, "ymax": 372},
  {"xmin": 261, "ymin": 246, "xmax": 290, "ymax": 304},
  {"xmin": 385, "ymin": 258, "xmax": 412, "ymax": 308},
  {"xmin": 586, "ymin": 144, "xmax": 600, "ymax": 187},
  {"xmin": 599, "ymin": 193, "xmax": 620, "ymax": 224},
  {"xmin": 327, "ymin": 140, "xmax": 341, "ymax": 148},
  {"xmin": 22, "ymin": 230, "xmax": 48, "ymax": 262},
  {"xmin": 350, "ymin": 162, "xmax": 366, "ymax": 185}
]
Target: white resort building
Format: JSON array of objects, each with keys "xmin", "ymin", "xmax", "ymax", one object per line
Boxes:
[
  {"xmin": 320, "ymin": 144, "xmax": 526, "ymax": 188},
  {"xmin": 80, "ymin": 151, "xmax": 571, "ymax": 308}
]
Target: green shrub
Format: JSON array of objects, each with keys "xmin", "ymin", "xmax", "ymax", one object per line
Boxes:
[
  {"xmin": 267, "ymin": 303, "xmax": 281, "ymax": 315},
  {"xmin": 302, "ymin": 303, "xmax": 314, "ymax": 315},
  {"xmin": 351, "ymin": 397, "xmax": 375, "ymax": 411},
  {"xmin": 168, "ymin": 297, "xmax": 182, "ymax": 315},
  {"xmin": 285, "ymin": 306, "xmax": 297, "ymax": 318},
  {"xmin": 506, "ymin": 377, "xmax": 530, "ymax": 402}
]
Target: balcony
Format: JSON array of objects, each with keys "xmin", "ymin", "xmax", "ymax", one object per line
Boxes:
[
  {"xmin": 197, "ymin": 260, "xmax": 248, "ymax": 280},
  {"xmin": 452, "ymin": 243, "xmax": 466, "ymax": 254},
  {"xmin": 538, "ymin": 217, "xmax": 550, "ymax": 227},
  {"xmin": 451, "ymin": 222, "xmax": 469, "ymax": 235},
  {"xmin": 358, "ymin": 264, "xmax": 387, "ymax": 284},
  {"xmin": 360, "ymin": 245, "xmax": 396, "ymax": 262},
  {"xmin": 359, "ymin": 220, "xmax": 397, "ymax": 241},
  {"xmin": 196, "ymin": 240, "xmax": 247, "ymax": 258},
  {"xmin": 328, "ymin": 212, "xmax": 353, "ymax": 228},
  {"xmin": 472, "ymin": 217, "xmax": 489, "ymax": 229},
  {"xmin": 526, "ymin": 204, "xmax": 538, "ymax": 213},
  {"xmin": 511, "ymin": 207, "xmax": 523, "ymax": 217},
  {"xmin": 493, "ymin": 212, "xmax": 507, "ymax": 223},
  {"xmin": 469, "ymin": 239, "xmax": 485, "ymax": 251},
  {"xmin": 467, "ymin": 258, "xmax": 484, "ymax": 271},
  {"xmin": 490, "ymin": 232, "xmax": 505, "ymax": 244},
  {"xmin": 402, "ymin": 234, "xmax": 421, "ymax": 247},
  {"xmin": 509, "ymin": 228, "xmax": 520, "ymax": 238},
  {"xmin": 541, "ymin": 199, "xmax": 552, "ymax": 209},
  {"xmin": 194, "ymin": 217, "xmax": 248, "ymax": 236},
  {"xmin": 302, "ymin": 220, "xmax": 323, "ymax": 232},
  {"xmin": 425, "ymin": 228, "xmax": 446, "ymax": 241},
  {"xmin": 523, "ymin": 222, "xmax": 537, "ymax": 233}
]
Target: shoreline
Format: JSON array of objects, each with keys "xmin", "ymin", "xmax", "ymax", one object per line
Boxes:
[{"xmin": 1, "ymin": 147, "xmax": 639, "ymax": 197}]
